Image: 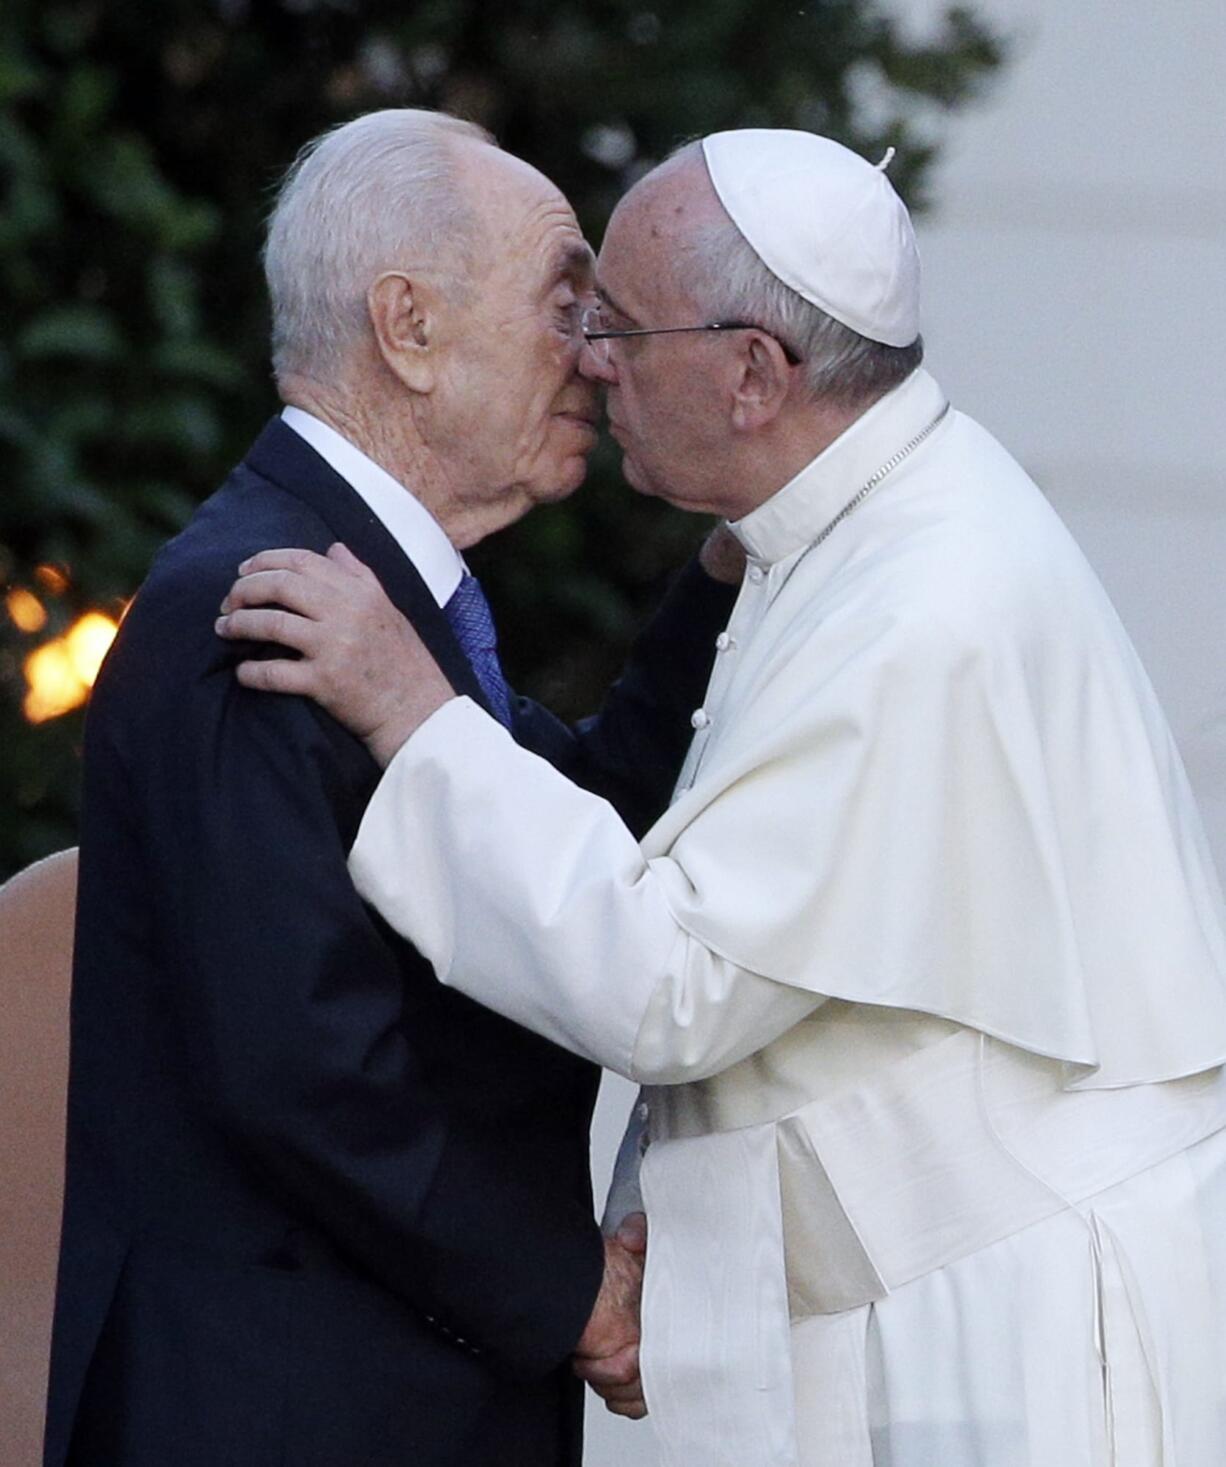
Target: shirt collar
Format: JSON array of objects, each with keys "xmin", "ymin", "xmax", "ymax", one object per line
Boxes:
[
  {"xmin": 728, "ymin": 369, "xmax": 949, "ymax": 566},
  {"xmin": 280, "ymin": 405, "xmax": 464, "ymax": 608}
]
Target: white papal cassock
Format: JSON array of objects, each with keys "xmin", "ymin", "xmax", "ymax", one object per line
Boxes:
[{"xmin": 349, "ymin": 369, "xmax": 1226, "ymax": 1466}]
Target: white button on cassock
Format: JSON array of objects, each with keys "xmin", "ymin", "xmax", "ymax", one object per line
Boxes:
[
  {"xmin": 747, "ymin": 564, "xmax": 765, "ymax": 583},
  {"xmin": 691, "ymin": 709, "xmax": 711, "ymax": 730},
  {"xmin": 715, "ymin": 631, "xmax": 733, "ymax": 651}
]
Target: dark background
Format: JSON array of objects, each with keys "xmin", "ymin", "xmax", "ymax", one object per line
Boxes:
[{"xmin": 0, "ymin": 0, "xmax": 1004, "ymax": 878}]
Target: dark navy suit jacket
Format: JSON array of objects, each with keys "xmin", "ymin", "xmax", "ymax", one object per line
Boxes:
[{"xmin": 44, "ymin": 419, "xmax": 735, "ymax": 1467}]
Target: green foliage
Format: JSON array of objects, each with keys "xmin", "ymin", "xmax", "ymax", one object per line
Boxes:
[{"xmin": 0, "ymin": 0, "xmax": 1004, "ymax": 877}]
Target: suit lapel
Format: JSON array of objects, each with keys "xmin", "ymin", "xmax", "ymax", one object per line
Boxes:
[{"xmin": 244, "ymin": 417, "xmax": 493, "ymax": 716}]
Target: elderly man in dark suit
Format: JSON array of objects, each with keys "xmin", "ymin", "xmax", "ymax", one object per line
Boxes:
[{"xmin": 44, "ymin": 108, "xmax": 737, "ymax": 1467}]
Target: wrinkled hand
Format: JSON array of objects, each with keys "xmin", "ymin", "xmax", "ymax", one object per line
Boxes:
[
  {"xmin": 698, "ymin": 523, "xmax": 747, "ymax": 585},
  {"xmin": 574, "ymin": 1212, "xmax": 648, "ymax": 1420},
  {"xmin": 214, "ymin": 543, "xmax": 453, "ymax": 767}
]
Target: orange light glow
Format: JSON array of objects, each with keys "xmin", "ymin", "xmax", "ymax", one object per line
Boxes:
[
  {"xmin": 66, "ymin": 612, "xmax": 118, "ymax": 683},
  {"xmin": 6, "ymin": 586, "xmax": 48, "ymax": 633},
  {"xmin": 34, "ymin": 563, "xmax": 71, "ymax": 596},
  {"xmin": 22, "ymin": 610, "xmax": 120, "ymax": 723}
]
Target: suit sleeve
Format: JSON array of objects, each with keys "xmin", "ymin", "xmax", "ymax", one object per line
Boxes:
[
  {"xmin": 511, "ymin": 557, "xmax": 738, "ymax": 836},
  {"xmin": 140, "ymin": 661, "xmax": 603, "ymax": 1380}
]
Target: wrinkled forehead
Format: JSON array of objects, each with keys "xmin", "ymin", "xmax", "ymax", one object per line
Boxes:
[{"xmin": 513, "ymin": 215, "xmax": 594, "ymax": 304}]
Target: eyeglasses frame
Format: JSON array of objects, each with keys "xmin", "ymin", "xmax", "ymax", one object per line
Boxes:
[{"xmin": 580, "ymin": 309, "xmax": 801, "ymax": 366}]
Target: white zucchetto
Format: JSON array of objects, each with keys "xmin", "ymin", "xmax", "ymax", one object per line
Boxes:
[{"xmin": 701, "ymin": 129, "xmax": 921, "ymax": 348}]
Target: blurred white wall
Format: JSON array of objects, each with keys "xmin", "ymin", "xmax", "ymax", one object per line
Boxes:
[
  {"xmin": 912, "ymin": 0, "xmax": 1226, "ymax": 860},
  {"xmin": 586, "ymin": 4, "xmax": 1225, "ymax": 1460}
]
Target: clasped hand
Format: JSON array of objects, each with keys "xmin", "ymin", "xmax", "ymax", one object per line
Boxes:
[{"xmin": 574, "ymin": 1212, "xmax": 649, "ymax": 1420}]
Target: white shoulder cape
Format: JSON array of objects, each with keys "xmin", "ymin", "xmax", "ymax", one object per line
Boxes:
[{"xmin": 637, "ymin": 392, "xmax": 1226, "ymax": 1087}]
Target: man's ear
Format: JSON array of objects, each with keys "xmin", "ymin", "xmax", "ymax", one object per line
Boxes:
[
  {"xmin": 367, "ymin": 271, "xmax": 437, "ymax": 393},
  {"xmin": 730, "ymin": 333, "xmax": 793, "ymax": 433}
]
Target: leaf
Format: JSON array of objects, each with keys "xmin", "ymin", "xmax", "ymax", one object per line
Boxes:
[
  {"xmin": 120, "ymin": 395, "xmax": 223, "ymax": 456},
  {"xmin": 0, "ymin": 51, "xmax": 46, "ymax": 106},
  {"xmin": 150, "ymin": 339, "xmax": 245, "ymax": 389},
  {"xmin": 47, "ymin": 397, "xmax": 113, "ymax": 443},
  {"xmin": 148, "ymin": 257, "xmax": 199, "ymax": 338},
  {"xmin": 134, "ymin": 481, "xmax": 198, "ymax": 529},
  {"xmin": 17, "ymin": 305, "xmax": 126, "ymax": 362},
  {"xmin": 158, "ymin": 200, "xmax": 221, "ymax": 252},
  {"xmin": 53, "ymin": 63, "xmax": 118, "ymax": 137}
]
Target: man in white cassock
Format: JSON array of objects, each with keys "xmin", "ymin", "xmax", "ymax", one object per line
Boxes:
[{"xmin": 218, "ymin": 130, "xmax": 1226, "ymax": 1466}]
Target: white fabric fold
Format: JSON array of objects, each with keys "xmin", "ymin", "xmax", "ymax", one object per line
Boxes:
[
  {"xmin": 639, "ymin": 1122, "xmax": 799, "ymax": 1467},
  {"xmin": 349, "ymin": 701, "xmax": 664, "ymax": 1077},
  {"xmin": 640, "ymin": 393, "xmax": 1226, "ymax": 1086},
  {"xmin": 636, "ymin": 1031, "xmax": 1226, "ymax": 1467},
  {"xmin": 350, "ymin": 699, "xmax": 824, "ymax": 1082}
]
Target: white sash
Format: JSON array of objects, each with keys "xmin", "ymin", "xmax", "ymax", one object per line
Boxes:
[{"xmin": 639, "ymin": 1122, "xmax": 798, "ymax": 1467}]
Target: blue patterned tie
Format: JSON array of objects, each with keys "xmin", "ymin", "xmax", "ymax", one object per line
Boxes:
[{"xmin": 443, "ymin": 573, "xmax": 513, "ymax": 727}]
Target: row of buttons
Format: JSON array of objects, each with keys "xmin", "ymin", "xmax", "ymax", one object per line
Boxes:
[
  {"xmin": 423, "ymin": 1312, "xmax": 483, "ymax": 1357},
  {"xmin": 691, "ymin": 626, "xmax": 740, "ymax": 730}
]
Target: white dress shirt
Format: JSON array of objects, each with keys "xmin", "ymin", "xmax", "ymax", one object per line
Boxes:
[{"xmin": 281, "ymin": 406, "xmax": 463, "ymax": 607}]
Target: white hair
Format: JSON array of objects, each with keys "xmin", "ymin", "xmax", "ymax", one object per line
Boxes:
[
  {"xmin": 670, "ymin": 144, "xmax": 923, "ymax": 407},
  {"xmin": 264, "ymin": 108, "xmax": 495, "ymax": 386}
]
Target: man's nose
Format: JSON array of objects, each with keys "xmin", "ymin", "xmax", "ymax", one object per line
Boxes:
[{"xmin": 578, "ymin": 339, "xmax": 616, "ymax": 385}]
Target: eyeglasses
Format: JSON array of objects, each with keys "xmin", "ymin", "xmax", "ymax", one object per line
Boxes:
[{"xmin": 580, "ymin": 305, "xmax": 801, "ymax": 366}]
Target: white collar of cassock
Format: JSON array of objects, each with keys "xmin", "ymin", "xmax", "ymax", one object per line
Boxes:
[{"xmin": 728, "ymin": 367, "xmax": 948, "ymax": 566}]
